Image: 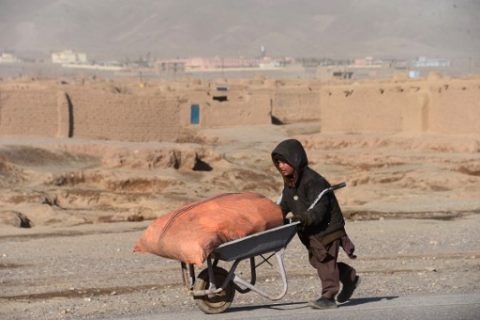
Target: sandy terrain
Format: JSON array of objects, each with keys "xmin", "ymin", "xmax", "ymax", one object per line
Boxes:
[
  {"xmin": 0, "ymin": 121, "xmax": 479, "ymax": 319},
  {"xmin": 1, "ymin": 122, "xmax": 479, "ymax": 227}
]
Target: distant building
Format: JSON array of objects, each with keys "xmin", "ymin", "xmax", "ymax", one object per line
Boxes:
[
  {"xmin": 0, "ymin": 52, "xmax": 20, "ymax": 63},
  {"xmin": 414, "ymin": 56, "xmax": 450, "ymax": 68},
  {"xmin": 51, "ymin": 50, "xmax": 88, "ymax": 64},
  {"xmin": 332, "ymin": 71, "xmax": 353, "ymax": 79},
  {"xmin": 354, "ymin": 56, "xmax": 374, "ymax": 66},
  {"xmin": 184, "ymin": 56, "xmax": 258, "ymax": 70},
  {"xmin": 391, "ymin": 59, "xmax": 409, "ymax": 70},
  {"xmin": 155, "ymin": 59, "xmax": 186, "ymax": 73},
  {"xmin": 155, "ymin": 57, "xmax": 249, "ymax": 71},
  {"xmin": 408, "ymin": 70, "xmax": 421, "ymax": 78},
  {"xmin": 353, "ymin": 56, "xmax": 385, "ymax": 68},
  {"xmin": 155, "ymin": 56, "xmax": 288, "ymax": 73}
]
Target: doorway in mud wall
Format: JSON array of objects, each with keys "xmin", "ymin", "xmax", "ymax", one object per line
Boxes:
[{"xmin": 190, "ymin": 104, "xmax": 200, "ymax": 125}]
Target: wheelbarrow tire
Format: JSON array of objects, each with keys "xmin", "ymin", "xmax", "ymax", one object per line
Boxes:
[{"xmin": 194, "ymin": 266, "xmax": 235, "ymax": 314}]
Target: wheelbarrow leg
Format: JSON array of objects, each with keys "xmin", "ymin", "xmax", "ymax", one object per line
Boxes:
[
  {"xmin": 232, "ymin": 248, "xmax": 289, "ymax": 301},
  {"xmin": 181, "ymin": 262, "xmax": 196, "ymax": 289},
  {"xmin": 233, "ymin": 257, "xmax": 256, "ymax": 294},
  {"xmin": 207, "ymin": 257, "xmax": 217, "ymax": 294}
]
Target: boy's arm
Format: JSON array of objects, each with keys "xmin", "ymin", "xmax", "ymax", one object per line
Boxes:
[
  {"xmin": 276, "ymin": 191, "xmax": 291, "ymax": 223},
  {"xmin": 300, "ymin": 179, "xmax": 330, "ymax": 227}
]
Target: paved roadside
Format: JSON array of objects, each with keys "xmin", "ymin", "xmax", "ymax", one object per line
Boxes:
[{"xmin": 121, "ymin": 293, "xmax": 480, "ymax": 320}]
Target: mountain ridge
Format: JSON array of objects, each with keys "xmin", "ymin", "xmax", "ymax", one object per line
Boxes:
[{"xmin": 0, "ymin": 0, "xmax": 479, "ymax": 60}]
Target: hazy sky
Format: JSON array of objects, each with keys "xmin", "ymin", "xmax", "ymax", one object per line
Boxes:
[{"xmin": 1, "ymin": 0, "xmax": 479, "ymax": 60}]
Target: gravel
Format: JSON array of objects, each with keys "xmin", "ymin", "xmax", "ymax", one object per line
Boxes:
[{"xmin": 1, "ymin": 214, "xmax": 479, "ymax": 320}]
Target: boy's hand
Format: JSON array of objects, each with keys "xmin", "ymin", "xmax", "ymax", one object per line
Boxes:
[{"xmin": 297, "ymin": 213, "xmax": 314, "ymax": 229}]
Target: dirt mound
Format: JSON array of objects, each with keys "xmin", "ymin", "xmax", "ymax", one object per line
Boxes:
[
  {"xmin": 1, "ymin": 121, "xmax": 480, "ymax": 229},
  {"xmin": 0, "ymin": 210, "xmax": 31, "ymax": 228},
  {"xmin": 0, "ymin": 139, "xmax": 235, "ymax": 228},
  {"xmin": 301, "ymin": 134, "xmax": 480, "ymax": 153},
  {"xmin": 0, "ymin": 145, "xmax": 94, "ymax": 167},
  {"xmin": 0, "ymin": 156, "xmax": 26, "ymax": 187}
]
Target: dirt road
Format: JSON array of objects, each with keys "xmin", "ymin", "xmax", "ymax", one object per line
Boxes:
[{"xmin": 1, "ymin": 213, "xmax": 479, "ymax": 320}]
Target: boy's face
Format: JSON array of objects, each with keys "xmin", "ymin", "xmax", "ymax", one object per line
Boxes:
[{"xmin": 277, "ymin": 160, "xmax": 294, "ymax": 177}]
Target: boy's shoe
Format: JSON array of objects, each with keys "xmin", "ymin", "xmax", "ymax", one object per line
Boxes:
[
  {"xmin": 308, "ymin": 297, "xmax": 337, "ymax": 309},
  {"xmin": 337, "ymin": 275, "xmax": 361, "ymax": 303}
]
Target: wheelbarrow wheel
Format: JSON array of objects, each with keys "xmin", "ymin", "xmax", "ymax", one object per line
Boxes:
[{"xmin": 194, "ymin": 266, "xmax": 235, "ymax": 314}]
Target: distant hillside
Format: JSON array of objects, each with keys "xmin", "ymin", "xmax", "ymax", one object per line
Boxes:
[{"xmin": 0, "ymin": 0, "xmax": 479, "ymax": 60}]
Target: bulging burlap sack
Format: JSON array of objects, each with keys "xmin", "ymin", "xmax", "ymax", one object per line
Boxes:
[{"xmin": 133, "ymin": 192, "xmax": 283, "ymax": 266}]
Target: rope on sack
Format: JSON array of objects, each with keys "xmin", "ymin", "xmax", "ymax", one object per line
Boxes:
[{"xmin": 158, "ymin": 193, "xmax": 240, "ymax": 244}]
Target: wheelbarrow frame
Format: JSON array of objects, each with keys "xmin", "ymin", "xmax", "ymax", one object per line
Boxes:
[{"xmin": 181, "ymin": 221, "xmax": 300, "ymax": 301}]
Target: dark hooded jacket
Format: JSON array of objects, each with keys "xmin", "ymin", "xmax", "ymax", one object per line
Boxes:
[{"xmin": 272, "ymin": 139, "xmax": 346, "ymax": 243}]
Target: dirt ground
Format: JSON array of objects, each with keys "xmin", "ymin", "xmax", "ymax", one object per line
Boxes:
[
  {"xmin": 0, "ymin": 122, "xmax": 480, "ymax": 319},
  {"xmin": 1, "ymin": 214, "xmax": 479, "ymax": 320}
]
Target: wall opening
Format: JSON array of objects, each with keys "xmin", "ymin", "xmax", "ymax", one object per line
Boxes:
[
  {"xmin": 212, "ymin": 95, "xmax": 228, "ymax": 102},
  {"xmin": 190, "ymin": 104, "xmax": 200, "ymax": 124},
  {"xmin": 333, "ymin": 71, "xmax": 353, "ymax": 79}
]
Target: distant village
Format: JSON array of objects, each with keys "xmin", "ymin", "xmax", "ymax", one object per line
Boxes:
[{"xmin": 0, "ymin": 48, "xmax": 473, "ymax": 80}]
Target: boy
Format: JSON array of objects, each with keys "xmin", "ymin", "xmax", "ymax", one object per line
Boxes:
[{"xmin": 272, "ymin": 138, "xmax": 360, "ymax": 309}]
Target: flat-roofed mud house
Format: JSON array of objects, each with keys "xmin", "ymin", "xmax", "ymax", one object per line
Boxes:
[{"xmin": 1, "ymin": 76, "xmax": 479, "ymax": 142}]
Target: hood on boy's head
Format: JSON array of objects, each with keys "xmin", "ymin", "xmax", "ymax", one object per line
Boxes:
[{"xmin": 271, "ymin": 139, "xmax": 308, "ymax": 173}]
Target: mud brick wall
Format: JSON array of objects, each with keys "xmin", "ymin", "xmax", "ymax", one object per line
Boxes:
[
  {"xmin": 320, "ymin": 83, "xmax": 417, "ymax": 133},
  {"xmin": 319, "ymin": 78, "xmax": 480, "ymax": 135},
  {"xmin": 180, "ymin": 91, "xmax": 272, "ymax": 128},
  {"xmin": 202, "ymin": 94, "xmax": 271, "ymax": 128},
  {"xmin": 65, "ymin": 89, "xmax": 182, "ymax": 141},
  {"xmin": 427, "ymin": 79, "xmax": 480, "ymax": 134},
  {"xmin": 271, "ymin": 88, "xmax": 321, "ymax": 124},
  {"xmin": 0, "ymin": 89, "xmax": 58, "ymax": 136}
]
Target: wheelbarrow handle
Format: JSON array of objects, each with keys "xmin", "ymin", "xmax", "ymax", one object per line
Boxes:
[
  {"xmin": 330, "ymin": 182, "xmax": 347, "ymax": 191},
  {"xmin": 277, "ymin": 182, "xmax": 347, "ymax": 206},
  {"xmin": 308, "ymin": 182, "xmax": 347, "ymax": 210}
]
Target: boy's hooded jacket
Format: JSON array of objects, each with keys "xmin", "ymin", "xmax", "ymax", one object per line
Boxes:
[{"xmin": 272, "ymin": 139, "xmax": 346, "ymax": 242}]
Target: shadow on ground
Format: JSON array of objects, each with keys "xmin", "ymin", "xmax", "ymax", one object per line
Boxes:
[{"xmin": 226, "ymin": 296, "xmax": 399, "ymax": 313}]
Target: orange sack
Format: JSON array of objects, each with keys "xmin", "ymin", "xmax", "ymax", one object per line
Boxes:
[{"xmin": 133, "ymin": 192, "xmax": 283, "ymax": 266}]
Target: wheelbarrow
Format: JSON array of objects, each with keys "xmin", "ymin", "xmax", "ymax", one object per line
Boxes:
[
  {"xmin": 180, "ymin": 220, "xmax": 300, "ymax": 313},
  {"xmin": 180, "ymin": 182, "xmax": 346, "ymax": 314}
]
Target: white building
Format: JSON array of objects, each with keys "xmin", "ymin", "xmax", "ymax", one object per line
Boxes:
[
  {"xmin": 0, "ymin": 52, "xmax": 20, "ymax": 63},
  {"xmin": 414, "ymin": 56, "xmax": 450, "ymax": 68},
  {"xmin": 51, "ymin": 50, "xmax": 87, "ymax": 64}
]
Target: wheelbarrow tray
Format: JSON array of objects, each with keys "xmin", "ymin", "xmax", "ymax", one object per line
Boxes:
[{"xmin": 212, "ymin": 221, "xmax": 299, "ymax": 261}]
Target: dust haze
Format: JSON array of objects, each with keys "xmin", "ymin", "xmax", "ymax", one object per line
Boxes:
[
  {"xmin": 1, "ymin": 0, "xmax": 479, "ymax": 59},
  {"xmin": 0, "ymin": 2, "xmax": 479, "ymax": 320}
]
